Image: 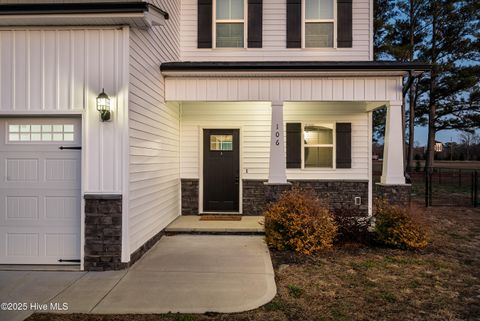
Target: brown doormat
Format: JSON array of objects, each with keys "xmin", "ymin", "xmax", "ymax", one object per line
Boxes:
[{"xmin": 199, "ymin": 215, "xmax": 242, "ymax": 221}]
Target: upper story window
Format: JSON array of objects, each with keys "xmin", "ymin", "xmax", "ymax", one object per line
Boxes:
[
  {"xmin": 215, "ymin": 0, "xmax": 246, "ymax": 48},
  {"xmin": 304, "ymin": 0, "xmax": 335, "ymax": 48}
]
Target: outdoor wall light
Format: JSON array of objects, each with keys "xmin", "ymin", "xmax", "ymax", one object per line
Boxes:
[{"xmin": 96, "ymin": 88, "xmax": 111, "ymax": 122}]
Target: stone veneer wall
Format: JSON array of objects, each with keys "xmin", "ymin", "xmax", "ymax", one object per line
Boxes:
[
  {"xmin": 374, "ymin": 184, "xmax": 412, "ymax": 206},
  {"xmin": 242, "ymin": 179, "xmax": 369, "ymax": 216},
  {"xmin": 181, "ymin": 179, "xmax": 199, "ymax": 215},
  {"xmin": 84, "ymin": 194, "xmax": 126, "ymax": 271}
]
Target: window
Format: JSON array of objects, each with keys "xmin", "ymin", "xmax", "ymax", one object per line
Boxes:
[
  {"xmin": 304, "ymin": 0, "xmax": 335, "ymax": 48},
  {"xmin": 303, "ymin": 124, "xmax": 334, "ymax": 168},
  {"xmin": 215, "ymin": 0, "xmax": 245, "ymax": 48},
  {"xmin": 210, "ymin": 135, "xmax": 233, "ymax": 151},
  {"xmin": 8, "ymin": 124, "xmax": 75, "ymax": 142}
]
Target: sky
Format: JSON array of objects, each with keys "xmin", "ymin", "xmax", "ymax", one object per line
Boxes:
[{"xmin": 414, "ymin": 127, "xmax": 479, "ymax": 146}]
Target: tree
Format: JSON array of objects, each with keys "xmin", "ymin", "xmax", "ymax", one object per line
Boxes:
[
  {"xmin": 459, "ymin": 132, "xmax": 480, "ymax": 161},
  {"xmin": 416, "ymin": 0, "xmax": 480, "ymax": 172},
  {"xmin": 374, "ymin": 0, "xmax": 428, "ymax": 173}
]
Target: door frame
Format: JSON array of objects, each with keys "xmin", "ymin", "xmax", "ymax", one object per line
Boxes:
[{"xmin": 199, "ymin": 126, "xmax": 243, "ymax": 214}]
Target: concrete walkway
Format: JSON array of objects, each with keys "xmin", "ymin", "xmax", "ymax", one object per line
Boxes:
[{"xmin": 0, "ymin": 235, "xmax": 275, "ymax": 320}]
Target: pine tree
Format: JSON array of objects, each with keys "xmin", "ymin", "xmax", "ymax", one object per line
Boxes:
[{"xmin": 416, "ymin": 0, "xmax": 480, "ymax": 172}]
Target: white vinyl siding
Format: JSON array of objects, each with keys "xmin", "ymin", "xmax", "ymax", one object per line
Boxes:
[
  {"xmin": 181, "ymin": 0, "xmax": 371, "ymax": 61},
  {"xmin": 180, "ymin": 102, "xmax": 369, "ymax": 181},
  {"xmin": 128, "ymin": 0, "xmax": 181, "ymax": 254}
]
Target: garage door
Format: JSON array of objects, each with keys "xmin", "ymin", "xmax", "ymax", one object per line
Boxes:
[{"xmin": 0, "ymin": 118, "xmax": 81, "ymax": 264}]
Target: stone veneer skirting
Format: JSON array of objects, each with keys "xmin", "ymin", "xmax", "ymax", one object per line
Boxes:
[
  {"xmin": 181, "ymin": 179, "xmax": 199, "ymax": 215},
  {"xmin": 84, "ymin": 194, "xmax": 167, "ymax": 271},
  {"xmin": 243, "ymin": 180, "xmax": 369, "ymax": 216},
  {"xmin": 84, "ymin": 194, "xmax": 126, "ymax": 271},
  {"xmin": 374, "ymin": 183, "xmax": 412, "ymax": 206}
]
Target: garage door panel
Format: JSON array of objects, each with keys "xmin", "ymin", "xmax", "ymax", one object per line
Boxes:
[{"xmin": 0, "ymin": 118, "xmax": 81, "ymax": 265}]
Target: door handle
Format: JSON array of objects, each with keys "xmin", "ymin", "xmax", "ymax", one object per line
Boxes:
[
  {"xmin": 59, "ymin": 146, "xmax": 82, "ymax": 150},
  {"xmin": 235, "ymin": 176, "xmax": 239, "ymax": 184}
]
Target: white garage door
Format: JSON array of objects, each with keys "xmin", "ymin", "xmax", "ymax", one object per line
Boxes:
[{"xmin": 0, "ymin": 118, "xmax": 81, "ymax": 265}]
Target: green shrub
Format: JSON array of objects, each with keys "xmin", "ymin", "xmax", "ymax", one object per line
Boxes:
[
  {"xmin": 373, "ymin": 199, "xmax": 429, "ymax": 250},
  {"xmin": 264, "ymin": 189, "xmax": 338, "ymax": 255}
]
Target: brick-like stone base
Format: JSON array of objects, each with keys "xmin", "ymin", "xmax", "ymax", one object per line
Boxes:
[
  {"xmin": 242, "ymin": 179, "xmax": 369, "ymax": 217},
  {"xmin": 84, "ymin": 194, "xmax": 126, "ymax": 271},
  {"xmin": 129, "ymin": 229, "xmax": 165, "ymax": 265},
  {"xmin": 374, "ymin": 183, "xmax": 411, "ymax": 206},
  {"xmin": 181, "ymin": 179, "xmax": 199, "ymax": 215}
]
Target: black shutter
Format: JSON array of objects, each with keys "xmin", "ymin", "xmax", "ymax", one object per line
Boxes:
[
  {"xmin": 286, "ymin": 0, "xmax": 301, "ymax": 48},
  {"xmin": 286, "ymin": 123, "xmax": 302, "ymax": 168},
  {"xmin": 336, "ymin": 123, "xmax": 352, "ymax": 168},
  {"xmin": 198, "ymin": 0, "xmax": 213, "ymax": 48},
  {"xmin": 248, "ymin": 0, "xmax": 263, "ymax": 48},
  {"xmin": 337, "ymin": 0, "xmax": 353, "ymax": 48}
]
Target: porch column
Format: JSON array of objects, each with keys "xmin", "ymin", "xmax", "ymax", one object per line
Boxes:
[
  {"xmin": 268, "ymin": 102, "xmax": 288, "ymax": 184},
  {"xmin": 381, "ymin": 101, "xmax": 406, "ymax": 185}
]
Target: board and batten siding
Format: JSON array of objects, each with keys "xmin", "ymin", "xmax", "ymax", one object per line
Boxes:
[
  {"xmin": 128, "ymin": 0, "xmax": 181, "ymax": 255},
  {"xmin": 165, "ymin": 76, "xmax": 403, "ymax": 103},
  {"xmin": 0, "ymin": 28, "xmax": 129, "ymax": 194},
  {"xmin": 180, "ymin": 0, "xmax": 372, "ymax": 61},
  {"xmin": 180, "ymin": 102, "xmax": 369, "ymax": 181}
]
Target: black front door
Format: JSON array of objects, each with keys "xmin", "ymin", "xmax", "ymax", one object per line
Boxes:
[{"xmin": 203, "ymin": 129, "xmax": 240, "ymax": 212}]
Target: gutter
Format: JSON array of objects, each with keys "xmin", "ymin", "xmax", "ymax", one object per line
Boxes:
[{"xmin": 160, "ymin": 61, "xmax": 432, "ymax": 73}]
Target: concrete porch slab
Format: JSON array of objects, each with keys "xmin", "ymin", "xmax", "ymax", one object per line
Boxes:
[{"xmin": 165, "ymin": 216, "xmax": 264, "ymax": 234}]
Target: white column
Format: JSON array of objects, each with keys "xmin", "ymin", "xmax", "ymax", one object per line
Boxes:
[
  {"xmin": 268, "ymin": 102, "xmax": 288, "ymax": 184},
  {"xmin": 381, "ymin": 102, "xmax": 406, "ymax": 185}
]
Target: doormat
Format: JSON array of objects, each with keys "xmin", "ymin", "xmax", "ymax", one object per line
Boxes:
[{"xmin": 199, "ymin": 215, "xmax": 242, "ymax": 221}]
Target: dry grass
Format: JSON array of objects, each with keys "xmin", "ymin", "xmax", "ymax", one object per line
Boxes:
[{"xmin": 28, "ymin": 203, "xmax": 480, "ymax": 321}]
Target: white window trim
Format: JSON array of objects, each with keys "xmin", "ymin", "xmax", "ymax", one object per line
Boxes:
[
  {"xmin": 301, "ymin": 0, "xmax": 337, "ymax": 49},
  {"xmin": 301, "ymin": 123, "xmax": 337, "ymax": 170},
  {"xmin": 212, "ymin": 0, "xmax": 248, "ymax": 49}
]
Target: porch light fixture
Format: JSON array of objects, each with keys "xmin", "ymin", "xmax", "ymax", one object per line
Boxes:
[{"xmin": 96, "ymin": 88, "xmax": 111, "ymax": 122}]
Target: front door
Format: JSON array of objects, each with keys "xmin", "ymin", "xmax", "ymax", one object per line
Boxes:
[{"xmin": 203, "ymin": 129, "xmax": 240, "ymax": 212}]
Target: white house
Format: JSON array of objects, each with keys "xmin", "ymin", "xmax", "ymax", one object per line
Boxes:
[{"xmin": 0, "ymin": 0, "xmax": 428, "ymax": 270}]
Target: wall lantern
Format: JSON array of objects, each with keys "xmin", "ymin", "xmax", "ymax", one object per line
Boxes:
[{"xmin": 96, "ymin": 88, "xmax": 111, "ymax": 122}]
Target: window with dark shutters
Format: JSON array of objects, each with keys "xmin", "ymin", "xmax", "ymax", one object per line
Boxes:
[
  {"xmin": 286, "ymin": 0, "xmax": 302, "ymax": 48},
  {"xmin": 336, "ymin": 123, "xmax": 352, "ymax": 168},
  {"xmin": 286, "ymin": 123, "xmax": 302, "ymax": 168},
  {"xmin": 248, "ymin": 0, "xmax": 263, "ymax": 48},
  {"xmin": 198, "ymin": 0, "xmax": 213, "ymax": 48},
  {"xmin": 337, "ymin": 0, "xmax": 353, "ymax": 48}
]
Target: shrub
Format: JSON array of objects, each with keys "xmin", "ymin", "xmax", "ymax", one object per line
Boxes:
[
  {"xmin": 263, "ymin": 189, "xmax": 338, "ymax": 255},
  {"xmin": 373, "ymin": 199, "xmax": 429, "ymax": 250}
]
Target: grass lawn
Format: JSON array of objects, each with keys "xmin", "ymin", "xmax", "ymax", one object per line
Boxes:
[{"xmin": 28, "ymin": 203, "xmax": 480, "ymax": 321}]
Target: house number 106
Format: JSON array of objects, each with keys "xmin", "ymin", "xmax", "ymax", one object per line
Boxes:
[{"xmin": 275, "ymin": 124, "xmax": 280, "ymax": 146}]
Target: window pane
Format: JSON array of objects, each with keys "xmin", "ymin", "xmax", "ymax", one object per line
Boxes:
[
  {"xmin": 306, "ymin": 0, "xmax": 334, "ymax": 19},
  {"xmin": 9, "ymin": 125, "xmax": 19, "ymax": 132},
  {"xmin": 305, "ymin": 147, "xmax": 333, "ymax": 168},
  {"xmin": 42, "ymin": 125, "xmax": 52, "ymax": 133},
  {"xmin": 210, "ymin": 135, "xmax": 233, "ymax": 151},
  {"xmin": 64, "ymin": 133, "xmax": 74, "ymax": 141},
  {"xmin": 304, "ymin": 125, "xmax": 333, "ymax": 145},
  {"xmin": 53, "ymin": 125, "xmax": 63, "ymax": 132},
  {"xmin": 42, "ymin": 133, "xmax": 52, "ymax": 141},
  {"xmin": 305, "ymin": 22, "xmax": 333, "ymax": 48},
  {"xmin": 53, "ymin": 133, "xmax": 63, "ymax": 141},
  {"xmin": 31, "ymin": 125, "xmax": 41, "ymax": 132},
  {"xmin": 9, "ymin": 133, "xmax": 19, "ymax": 141},
  {"xmin": 20, "ymin": 133, "xmax": 30, "ymax": 141},
  {"xmin": 20, "ymin": 125, "xmax": 30, "ymax": 133},
  {"xmin": 216, "ymin": 23, "xmax": 244, "ymax": 48},
  {"xmin": 217, "ymin": 0, "xmax": 244, "ymax": 20},
  {"xmin": 31, "ymin": 133, "xmax": 41, "ymax": 141},
  {"xmin": 64, "ymin": 124, "xmax": 74, "ymax": 132}
]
